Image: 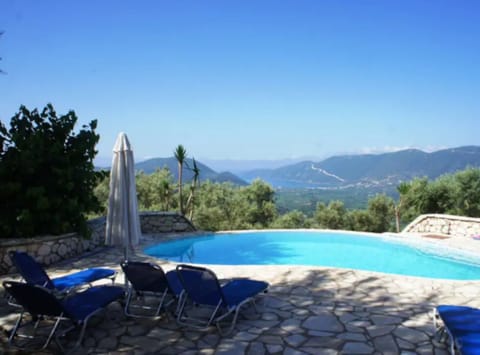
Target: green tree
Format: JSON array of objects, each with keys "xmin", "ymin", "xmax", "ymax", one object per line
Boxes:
[
  {"xmin": 271, "ymin": 210, "xmax": 310, "ymax": 229},
  {"xmin": 417, "ymin": 176, "xmax": 456, "ymax": 215},
  {"xmin": 397, "ymin": 174, "xmax": 458, "ymax": 224},
  {"xmin": 174, "ymin": 144, "xmax": 187, "ymax": 215},
  {"xmin": 398, "ymin": 177, "xmax": 429, "ymax": 223},
  {"xmin": 193, "ymin": 182, "xmax": 242, "ymax": 231},
  {"xmin": 347, "ymin": 209, "xmax": 374, "ymax": 232},
  {"xmin": 0, "ymin": 104, "xmax": 101, "ymax": 238},
  {"xmin": 241, "ymin": 179, "xmax": 277, "ymax": 228},
  {"xmin": 314, "ymin": 200, "xmax": 347, "ymax": 229},
  {"xmin": 136, "ymin": 168, "xmax": 175, "ymax": 211},
  {"xmin": 193, "ymin": 180, "xmax": 278, "ymax": 231},
  {"xmin": 366, "ymin": 194, "xmax": 395, "ymax": 233},
  {"xmin": 92, "ymin": 170, "xmax": 110, "ymax": 216},
  {"xmin": 453, "ymin": 168, "xmax": 480, "ymax": 217},
  {"xmin": 162, "ymin": 179, "xmax": 173, "ymax": 211}
]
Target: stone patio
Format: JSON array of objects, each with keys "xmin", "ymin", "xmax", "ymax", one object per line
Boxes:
[{"xmin": 0, "ymin": 234, "xmax": 479, "ymax": 354}]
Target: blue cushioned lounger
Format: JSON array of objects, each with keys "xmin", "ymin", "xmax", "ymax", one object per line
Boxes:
[
  {"xmin": 459, "ymin": 338, "xmax": 480, "ymax": 355},
  {"xmin": 3, "ymin": 281, "xmax": 124, "ymax": 351},
  {"xmin": 120, "ymin": 261, "xmax": 183, "ymax": 318},
  {"xmin": 435, "ymin": 305, "xmax": 480, "ymax": 355},
  {"xmin": 176, "ymin": 264, "xmax": 268, "ymax": 335},
  {"xmin": 8, "ymin": 251, "xmax": 116, "ymax": 293}
]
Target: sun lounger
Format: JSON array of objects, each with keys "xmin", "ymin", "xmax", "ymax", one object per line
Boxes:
[
  {"xmin": 175, "ymin": 264, "xmax": 268, "ymax": 334},
  {"xmin": 434, "ymin": 305, "xmax": 480, "ymax": 355},
  {"xmin": 8, "ymin": 250, "xmax": 116, "ymax": 294},
  {"xmin": 120, "ymin": 261, "xmax": 183, "ymax": 318},
  {"xmin": 3, "ymin": 280, "xmax": 124, "ymax": 351}
]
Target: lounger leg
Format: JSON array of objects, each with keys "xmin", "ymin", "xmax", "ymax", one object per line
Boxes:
[
  {"xmin": 153, "ymin": 289, "xmax": 168, "ymax": 317},
  {"xmin": 216, "ymin": 298, "xmax": 258, "ymax": 335},
  {"xmin": 124, "ymin": 287, "xmax": 134, "ymax": 316},
  {"xmin": 432, "ymin": 307, "xmax": 439, "ymax": 329},
  {"xmin": 217, "ymin": 308, "xmax": 240, "ymax": 336},
  {"xmin": 7, "ymin": 312, "xmax": 45, "ymax": 348},
  {"xmin": 177, "ymin": 298, "xmax": 224, "ymax": 331},
  {"xmin": 206, "ymin": 301, "xmax": 223, "ymax": 328},
  {"xmin": 176, "ymin": 294, "xmax": 188, "ymax": 323},
  {"xmin": 42, "ymin": 316, "xmax": 64, "ymax": 350},
  {"xmin": 75, "ymin": 309, "xmax": 104, "ymax": 348},
  {"xmin": 173, "ymin": 291, "xmax": 185, "ymax": 317},
  {"xmin": 432, "ymin": 307, "xmax": 447, "ymax": 342},
  {"xmin": 8, "ymin": 310, "xmax": 25, "ymax": 345},
  {"xmin": 251, "ymin": 299, "xmax": 259, "ymax": 314}
]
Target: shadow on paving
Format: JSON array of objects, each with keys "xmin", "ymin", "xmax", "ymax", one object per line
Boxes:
[{"xmin": 0, "ymin": 245, "xmax": 470, "ymax": 354}]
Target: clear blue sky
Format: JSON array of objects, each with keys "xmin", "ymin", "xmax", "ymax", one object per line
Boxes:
[{"xmin": 1, "ymin": 1, "xmax": 479, "ymax": 167}]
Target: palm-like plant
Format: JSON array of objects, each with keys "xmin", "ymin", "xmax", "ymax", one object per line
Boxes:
[
  {"xmin": 186, "ymin": 158, "xmax": 200, "ymax": 220},
  {"xmin": 174, "ymin": 144, "xmax": 187, "ymax": 214}
]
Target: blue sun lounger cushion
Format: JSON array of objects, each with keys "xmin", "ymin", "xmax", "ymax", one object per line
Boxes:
[
  {"xmin": 120, "ymin": 261, "xmax": 183, "ymax": 318},
  {"xmin": 175, "ymin": 264, "xmax": 268, "ymax": 335},
  {"xmin": 8, "ymin": 251, "xmax": 116, "ymax": 293},
  {"xmin": 434, "ymin": 305, "xmax": 480, "ymax": 355},
  {"xmin": 459, "ymin": 339, "xmax": 480, "ymax": 355},
  {"xmin": 3, "ymin": 281, "xmax": 124, "ymax": 351}
]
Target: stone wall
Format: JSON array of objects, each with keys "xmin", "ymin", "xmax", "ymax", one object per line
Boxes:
[
  {"xmin": 0, "ymin": 212, "xmax": 195, "ymax": 275},
  {"xmin": 403, "ymin": 213, "xmax": 480, "ymax": 239},
  {"xmin": 140, "ymin": 212, "xmax": 196, "ymax": 234}
]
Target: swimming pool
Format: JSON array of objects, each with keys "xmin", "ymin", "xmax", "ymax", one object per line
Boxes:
[{"xmin": 143, "ymin": 230, "xmax": 480, "ymax": 280}]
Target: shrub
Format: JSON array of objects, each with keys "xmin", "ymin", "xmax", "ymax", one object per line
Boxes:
[{"xmin": 0, "ymin": 104, "xmax": 102, "ymax": 238}]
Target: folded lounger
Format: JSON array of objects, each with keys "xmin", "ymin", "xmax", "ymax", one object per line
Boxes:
[
  {"xmin": 120, "ymin": 261, "xmax": 183, "ymax": 318},
  {"xmin": 434, "ymin": 305, "xmax": 480, "ymax": 355},
  {"xmin": 8, "ymin": 250, "xmax": 116, "ymax": 293},
  {"xmin": 3, "ymin": 281, "xmax": 124, "ymax": 351},
  {"xmin": 175, "ymin": 264, "xmax": 269, "ymax": 335}
]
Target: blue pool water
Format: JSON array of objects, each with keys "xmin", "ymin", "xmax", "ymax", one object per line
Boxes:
[{"xmin": 144, "ymin": 231, "xmax": 480, "ymax": 280}]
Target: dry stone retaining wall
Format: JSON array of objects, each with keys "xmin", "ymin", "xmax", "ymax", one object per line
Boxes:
[
  {"xmin": 0, "ymin": 212, "xmax": 195, "ymax": 275},
  {"xmin": 403, "ymin": 213, "xmax": 480, "ymax": 239},
  {"xmin": 140, "ymin": 212, "xmax": 196, "ymax": 234}
]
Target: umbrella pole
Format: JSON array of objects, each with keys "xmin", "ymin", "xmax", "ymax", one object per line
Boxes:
[{"xmin": 124, "ymin": 245, "xmax": 129, "ymax": 288}]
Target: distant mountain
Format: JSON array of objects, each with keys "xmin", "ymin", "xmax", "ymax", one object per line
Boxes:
[
  {"xmin": 200, "ymin": 158, "xmax": 314, "ymax": 174},
  {"xmin": 239, "ymin": 146, "xmax": 480, "ymax": 189},
  {"xmin": 135, "ymin": 157, "xmax": 248, "ymax": 186}
]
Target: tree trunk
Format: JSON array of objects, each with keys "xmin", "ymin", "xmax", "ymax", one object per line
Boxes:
[
  {"xmin": 178, "ymin": 162, "xmax": 183, "ymax": 214},
  {"xmin": 395, "ymin": 205, "xmax": 400, "ymax": 233}
]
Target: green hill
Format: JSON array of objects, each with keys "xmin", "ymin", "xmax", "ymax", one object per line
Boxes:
[
  {"xmin": 135, "ymin": 157, "xmax": 248, "ymax": 186},
  {"xmin": 240, "ymin": 146, "xmax": 480, "ymax": 188}
]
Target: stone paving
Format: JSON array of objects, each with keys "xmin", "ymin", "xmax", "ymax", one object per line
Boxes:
[{"xmin": 0, "ymin": 235, "xmax": 479, "ymax": 354}]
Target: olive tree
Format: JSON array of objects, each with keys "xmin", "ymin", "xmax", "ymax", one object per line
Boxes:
[
  {"xmin": 240, "ymin": 179, "xmax": 277, "ymax": 228},
  {"xmin": 453, "ymin": 168, "xmax": 480, "ymax": 217},
  {"xmin": 314, "ymin": 200, "xmax": 347, "ymax": 229},
  {"xmin": 271, "ymin": 210, "xmax": 310, "ymax": 229},
  {"xmin": 365, "ymin": 194, "xmax": 395, "ymax": 233},
  {"xmin": 136, "ymin": 168, "xmax": 176, "ymax": 211},
  {"xmin": 193, "ymin": 181, "xmax": 242, "ymax": 231}
]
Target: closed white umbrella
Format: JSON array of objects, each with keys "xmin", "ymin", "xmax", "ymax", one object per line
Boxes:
[{"xmin": 105, "ymin": 132, "xmax": 141, "ymax": 262}]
